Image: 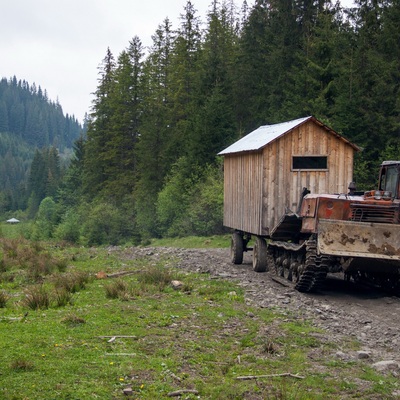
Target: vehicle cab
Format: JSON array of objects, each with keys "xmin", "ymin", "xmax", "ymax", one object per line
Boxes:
[{"xmin": 378, "ymin": 161, "xmax": 400, "ymax": 200}]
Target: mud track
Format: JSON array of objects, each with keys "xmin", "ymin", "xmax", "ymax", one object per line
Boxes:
[{"xmin": 122, "ymin": 246, "xmax": 400, "ymax": 363}]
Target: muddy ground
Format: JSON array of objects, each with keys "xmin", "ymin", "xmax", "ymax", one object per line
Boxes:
[{"xmin": 120, "ymin": 246, "xmax": 400, "ymax": 366}]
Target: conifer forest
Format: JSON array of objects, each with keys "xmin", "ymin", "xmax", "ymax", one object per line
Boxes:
[
  {"xmin": 0, "ymin": 0, "xmax": 399, "ymax": 245},
  {"xmin": 0, "ymin": 77, "xmax": 81, "ymax": 212}
]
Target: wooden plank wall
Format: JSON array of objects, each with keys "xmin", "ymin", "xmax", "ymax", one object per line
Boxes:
[
  {"xmin": 223, "ymin": 120, "xmax": 355, "ymax": 236},
  {"xmin": 223, "ymin": 152, "xmax": 264, "ymax": 234},
  {"xmin": 263, "ymin": 121, "xmax": 354, "ymax": 231}
]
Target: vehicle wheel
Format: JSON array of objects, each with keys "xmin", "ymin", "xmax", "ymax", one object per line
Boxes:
[
  {"xmin": 253, "ymin": 236, "xmax": 268, "ymax": 272},
  {"xmin": 231, "ymin": 232, "xmax": 244, "ymax": 264}
]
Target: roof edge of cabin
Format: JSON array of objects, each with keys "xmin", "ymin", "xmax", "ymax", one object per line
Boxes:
[{"xmin": 218, "ymin": 115, "xmax": 360, "ymax": 156}]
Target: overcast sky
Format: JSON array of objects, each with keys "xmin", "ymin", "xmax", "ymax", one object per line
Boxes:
[
  {"xmin": 1, "ymin": 0, "xmax": 214, "ymax": 123},
  {"xmin": 2, "ymin": 0, "xmax": 353, "ymax": 124}
]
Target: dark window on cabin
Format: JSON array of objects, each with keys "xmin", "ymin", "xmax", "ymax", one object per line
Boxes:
[
  {"xmin": 379, "ymin": 165, "xmax": 399, "ymax": 195},
  {"xmin": 292, "ymin": 156, "xmax": 327, "ymax": 170}
]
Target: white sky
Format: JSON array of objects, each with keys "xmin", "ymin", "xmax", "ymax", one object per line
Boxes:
[
  {"xmin": 1, "ymin": 0, "xmax": 354, "ymax": 124},
  {"xmin": 1, "ymin": 0, "xmax": 214, "ymax": 123}
]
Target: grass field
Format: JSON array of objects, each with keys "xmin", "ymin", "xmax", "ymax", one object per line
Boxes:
[{"xmin": 0, "ymin": 224, "xmax": 398, "ymax": 399}]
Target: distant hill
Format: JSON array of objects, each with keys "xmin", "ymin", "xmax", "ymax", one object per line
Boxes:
[
  {"xmin": 0, "ymin": 76, "xmax": 83, "ymax": 212},
  {"xmin": 0, "ymin": 76, "xmax": 82, "ymax": 149}
]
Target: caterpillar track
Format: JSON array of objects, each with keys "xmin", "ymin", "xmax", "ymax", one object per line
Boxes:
[
  {"xmin": 347, "ymin": 263, "xmax": 400, "ymax": 295},
  {"xmin": 269, "ymin": 237, "xmax": 330, "ymax": 292}
]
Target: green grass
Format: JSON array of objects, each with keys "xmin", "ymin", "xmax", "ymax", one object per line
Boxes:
[
  {"xmin": 0, "ymin": 221, "xmax": 29, "ymax": 239},
  {"xmin": 0, "ymin": 237, "xmax": 398, "ymax": 399}
]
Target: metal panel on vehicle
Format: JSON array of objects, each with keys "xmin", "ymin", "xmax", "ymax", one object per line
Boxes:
[{"xmin": 318, "ymin": 219, "xmax": 400, "ymax": 259}]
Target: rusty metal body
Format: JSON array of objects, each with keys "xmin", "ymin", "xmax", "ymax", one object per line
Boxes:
[
  {"xmin": 268, "ymin": 161, "xmax": 400, "ymax": 292},
  {"xmin": 300, "ymin": 194, "xmax": 400, "ymax": 262},
  {"xmin": 317, "ymin": 219, "xmax": 400, "ymax": 261}
]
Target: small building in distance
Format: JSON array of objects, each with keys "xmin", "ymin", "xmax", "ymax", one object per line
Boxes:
[{"xmin": 6, "ymin": 218, "xmax": 20, "ymax": 224}]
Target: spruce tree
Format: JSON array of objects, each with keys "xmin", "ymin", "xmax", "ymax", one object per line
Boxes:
[
  {"xmin": 102, "ymin": 37, "xmax": 144, "ymax": 200},
  {"xmin": 291, "ymin": 0, "xmax": 345, "ymax": 119},
  {"xmin": 45, "ymin": 147, "xmax": 61, "ymax": 198},
  {"xmin": 83, "ymin": 48, "xmax": 116, "ymax": 198},
  {"xmin": 189, "ymin": 0, "xmax": 238, "ymax": 165},
  {"xmin": 167, "ymin": 0, "xmax": 202, "ymax": 162},
  {"xmin": 339, "ymin": 0, "xmax": 398, "ymax": 179},
  {"xmin": 135, "ymin": 19, "xmax": 175, "ymax": 237},
  {"xmin": 234, "ymin": 0, "xmax": 274, "ymax": 131},
  {"xmin": 0, "ymin": 100, "xmax": 9, "ymax": 132},
  {"xmin": 57, "ymin": 136, "xmax": 85, "ymax": 210}
]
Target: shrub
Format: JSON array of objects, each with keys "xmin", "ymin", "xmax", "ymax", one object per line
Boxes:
[
  {"xmin": 30, "ymin": 197, "xmax": 59, "ymax": 240},
  {"xmin": 138, "ymin": 265, "xmax": 173, "ymax": 291},
  {"xmin": 80, "ymin": 202, "xmax": 128, "ymax": 246},
  {"xmin": 186, "ymin": 164, "xmax": 224, "ymax": 236},
  {"xmin": 53, "ymin": 209, "xmax": 81, "ymax": 243},
  {"xmin": 156, "ymin": 157, "xmax": 198, "ymax": 237},
  {"xmin": 1, "ymin": 237, "xmax": 19, "ymax": 261},
  {"xmin": 26, "ymin": 256, "xmax": 55, "ymax": 282},
  {"xmin": 52, "ymin": 271, "xmax": 90, "ymax": 293},
  {"xmin": 156, "ymin": 160, "xmax": 225, "ymax": 237},
  {"xmin": 54, "ymin": 257, "xmax": 69, "ymax": 273},
  {"xmin": 22, "ymin": 285, "xmax": 50, "ymax": 310},
  {"xmin": 53, "ymin": 288, "xmax": 74, "ymax": 307},
  {"xmin": 0, "ymin": 290, "xmax": 9, "ymax": 307},
  {"xmin": 0, "ymin": 259, "xmax": 5, "ymax": 273},
  {"xmin": 0, "ymin": 238, "xmax": 63, "ymax": 282},
  {"xmin": 104, "ymin": 279, "xmax": 129, "ymax": 299},
  {"xmin": 61, "ymin": 313, "xmax": 86, "ymax": 327}
]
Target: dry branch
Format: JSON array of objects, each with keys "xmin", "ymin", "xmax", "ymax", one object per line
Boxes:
[
  {"xmin": 167, "ymin": 389, "xmax": 199, "ymax": 397},
  {"xmin": 98, "ymin": 335, "xmax": 137, "ymax": 339},
  {"xmin": 236, "ymin": 373, "xmax": 304, "ymax": 380},
  {"xmin": 106, "ymin": 271, "xmax": 136, "ymax": 278}
]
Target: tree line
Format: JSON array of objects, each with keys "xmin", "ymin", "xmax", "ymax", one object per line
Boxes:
[
  {"xmin": 6, "ymin": 0, "xmax": 400, "ymax": 244},
  {"xmin": 0, "ymin": 77, "xmax": 81, "ymax": 149},
  {"xmin": 0, "ymin": 77, "xmax": 82, "ymax": 213}
]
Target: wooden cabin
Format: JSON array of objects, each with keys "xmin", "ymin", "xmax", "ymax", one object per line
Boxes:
[{"xmin": 218, "ymin": 116, "xmax": 360, "ymax": 237}]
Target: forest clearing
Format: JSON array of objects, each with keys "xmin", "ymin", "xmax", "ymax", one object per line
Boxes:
[{"xmin": 1, "ymin": 229, "xmax": 399, "ymax": 399}]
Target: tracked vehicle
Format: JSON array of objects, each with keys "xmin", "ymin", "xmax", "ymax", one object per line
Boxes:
[
  {"xmin": 219, "ymin": 117, "xmax": 400, "ymax": 292},
  {"xmin": 265, "ymin": 160, "xmax": 400, "ymax": 292}
]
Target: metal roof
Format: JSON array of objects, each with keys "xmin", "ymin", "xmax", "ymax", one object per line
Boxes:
[{"xmin": 218, "ymin": 116, "xmax": 360, "ymax": 155}]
